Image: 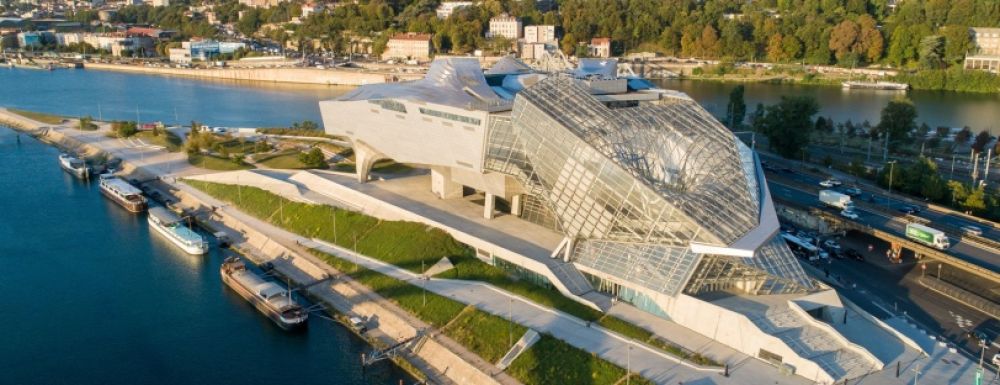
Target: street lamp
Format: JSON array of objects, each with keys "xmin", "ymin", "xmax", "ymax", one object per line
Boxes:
[{"xmin": 886, "ymin": 160, "xmax": 897, "ymax": 210}]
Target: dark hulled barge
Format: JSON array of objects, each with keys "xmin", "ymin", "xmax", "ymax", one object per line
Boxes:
[
  {"xmin": 221, "ymin": 257, "xmax": 308, "ymax": 330},
  {"xmin": 98, "ymin": 175, "xmax": 147, "ymax": 213}
]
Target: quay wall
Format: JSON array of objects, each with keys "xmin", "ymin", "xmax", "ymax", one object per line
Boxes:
[{"xmin": 84, "ymin": 63, "xmax": 404, "ymax": 86}]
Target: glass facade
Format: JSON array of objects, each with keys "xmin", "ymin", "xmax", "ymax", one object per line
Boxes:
[
  {"xmin": 368, "ymin": 99, "xmax": 407, "ymax": 113},
  {"xmin": 484, "ymin": 76, "xmax": 813, "ymax": 298},
  {"xmin": 418, "ymin": 107, "xmax": 482, "ymax": 125}
]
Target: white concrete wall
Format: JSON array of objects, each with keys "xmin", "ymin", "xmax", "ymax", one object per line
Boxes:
[
  {"xmin": 320, "ymin": 100, "xmax": 489, "ymax": 173},
  {"xmin": 664, "ymin": 294, "xmax": 835, "ymax": 384}
]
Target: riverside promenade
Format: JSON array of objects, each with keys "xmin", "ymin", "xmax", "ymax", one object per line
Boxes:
[
  {"xmin": 84, "ymin": 63, "xmax": 423, "ymax": 86},
  {"xmin": 2, "ymin": 107, "xmax": 994, "ymax": 385}
]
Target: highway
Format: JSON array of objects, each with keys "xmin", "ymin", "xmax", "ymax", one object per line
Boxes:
[{"xmin": 764, "ymin": 167, "xmax": 1000, "ymax": 272}]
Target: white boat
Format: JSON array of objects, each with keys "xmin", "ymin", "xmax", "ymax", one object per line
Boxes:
[
  {"xmin": 841, "ymin": 80, "xmax": 909, "ymax": 91},
  {"xmin": 58, "ymin": 153, "xmax": 88, "ymax": 179},
  {"xmin": 221, "ymin": 257, "xmax": 308, "ymax": 330},
  {"xmin": 147, "ymin": 206, "xmax": 208, "ymax": 255}
]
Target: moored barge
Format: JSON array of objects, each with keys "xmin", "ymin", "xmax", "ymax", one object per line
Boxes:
[
  {"xmin": 147, "ymin": 206, "xmax": 208, "ymax": 255},
  {"xmin": 98, "ymin": 174, "xmax": 147, "ymax": 213},
  {"xmin": 220, "ymin": 257, "xmax": 308, "ymax": 330}
]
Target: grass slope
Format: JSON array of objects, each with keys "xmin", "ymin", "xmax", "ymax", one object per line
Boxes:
[
  {"xmin": 8, "ymin": 108, "xmax": 65, "ymax": 125},
  {"xmin": 188, "ymin": 153, "xmax": 253, "ymax": 171},
  {"xmin": 134, "ymin": 131, "xmax": 182, "ymax": 152}
]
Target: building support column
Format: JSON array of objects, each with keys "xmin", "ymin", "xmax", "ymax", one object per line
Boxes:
[
  {"xmin": 511, "ymin": 194, "xmax": 523, "ymax": 217},
  {"xmin": 352, "ymin": 140, "xmax": 384, "ymax": 184},
  {"xmin": 430, "ymin": 167, "xmax": 463, "ymax": 199},
  {"xmin": 563, "ymin": 237, "xmax": 575, "ymax": 262},
  {"xmin": 483, "ymin": 192, "xmax": 496, "ymax": 219}
]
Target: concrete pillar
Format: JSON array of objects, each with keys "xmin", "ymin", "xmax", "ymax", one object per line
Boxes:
[
  {"xmin": 483, "ymin": 192, "xmax": 496, "ymax": 219},
  {"xmin": 430, "ymin": 167, "xmax": 463, "ymax": 199},
  {"xmin": 352, "ymin": 140, "xmax": 383, "ymax": 184},
  {"xmin": 563, "ymin": 237, "xmax": 575, "ymax": 263},
  {"xmin": 511, "ymin": 194, "xmax": 523, "ymax": 216}
]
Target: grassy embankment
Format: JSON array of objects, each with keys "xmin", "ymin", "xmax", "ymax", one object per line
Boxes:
[
  {"xmin": 252, "ymin": 150, "xmax": 316, "ymax": 170},
  {"xmin": 185, "ymin": 180, "xmax": 660, "ymax": 384},
  {"xmin": 188, "ymin": 153, "xmax": 253, "ymax": 171},
  {"xmin": 134, "ymin": 131, "xmax": 183, "ymax": 152},
  {"xmin": 7, "ymin": 108, "xmax": 66, "ymax": 125}
]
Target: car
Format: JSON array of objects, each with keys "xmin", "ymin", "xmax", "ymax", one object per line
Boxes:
[
  {"xmin": 829, "ymin": 178, "xmax": 842, "ymax": 186},
  {"xmin": 823, "ymin": 239, "xmax": 841, "ymax": 250},
  {"xmin": 961, "ymin": 225, "xmax": 983, "ymax": 237},
  {"xmin": 840, "ymin": 209, "xmax": 859, "ymax": 220},
  {"xmin": 844, "ymin": 248, "xmax": 864, "ymax": 261},
  {"xmin": 819, "ymin": 180, "xmax": 835, "ymax": 188},
  {"xmin": 843, "ymin": 187, "xmax": 862, "ymax": 196},
  {"xmin": 897, "ymin": 205, "xmax": 920, "ymax": 215},
  {"xmin": 348, "ymin": 316, "xmax": 367, "ymax": 333},
  {"xmin": 993, "ymin": 353, "xmax": 1000, "ymax": 367}
]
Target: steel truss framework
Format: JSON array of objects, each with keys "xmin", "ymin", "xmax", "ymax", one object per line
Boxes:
[{"xmin": 485, "ymin": 76, "xmax": 813, "ymax": 297}]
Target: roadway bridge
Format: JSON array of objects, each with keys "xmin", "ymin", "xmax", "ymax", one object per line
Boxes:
[{"xmin": 767, "ymin": 178, "xmax": 1000, "ymax": 282}]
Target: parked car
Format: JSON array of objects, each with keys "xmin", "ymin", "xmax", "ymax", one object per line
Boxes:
[
  {"xmin": 844, "ymin": 248, "xmax": 864, "ymax": 261},
  {"xmin": 961, "ymin": 225, "xmax": 983, "ymax": 237},
  {"xmin": 823, "ymin": 239, "xmax": 841, "ymax": 250},
  {"xmin": 349, "ymin": 316, "xmax": 367, "ymax": 333},
  {"xmin": 843, "ymin": 187, "xmax": 862, "ymax": 196}
]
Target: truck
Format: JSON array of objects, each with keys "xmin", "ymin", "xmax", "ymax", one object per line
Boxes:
[
  {"xmin": 819, "ymin": 190, "xmax": 854, "ymax": 211},
  {"xmin": 905, "ymin": 223, "xmax": 950, "ymax": 250}
]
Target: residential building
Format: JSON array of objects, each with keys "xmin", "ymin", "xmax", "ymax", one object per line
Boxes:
[
  {"xmin": 435, "ymin": 1, "xmax": 472, "ymax": 19},
  {"xmin": 488, "ymin": 13, "xmax": 521, "ymax": 40},
  {"xmin": 126, "ymin": 26, "xmax": 175, "ymax": 40},
  {"xmin": 301, "ymin": 2, "xmax": 322, "ymax": 18},
  {"xmin": 523, "ymin": 25, "xmax": 555, "ymax": 44},
  {"xmin": 146, "ymin": 0, "xmax": 168, "ymax": 6},
  {"xmin": 965, "ymin": 27, "xmax": 1000, "ymax": 73},
  {"xmin": 589, "ymin": 37, "xmax": 611, "ymax": 58},
  {"xmin": 519, "ymin": 42, "xmax": 548, "ymax": 60},
  {"xmin": 382, "ymin": 32, "xmax": 432, "ymax": 61},
  {"xmin": 319, "ymin": 57, "xmax": 891, "ymax": 385},
  {"xmin": 56, "ymin": 32, "xmax": 154, "ymax": 56},
  {"xmin": 239, "ymin": 0, "xmax": 281, "ymax": 8}
]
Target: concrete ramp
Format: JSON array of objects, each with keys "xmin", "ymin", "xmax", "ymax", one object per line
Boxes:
[
  {"xmin": 424, "ymin": 257, "xmax": 455, "ymax": 277},
  {"xmin": 184, "ymin": 170, "xmax": 316, "ymax": 203},
  {"xmin": 496, "ymin": 329, "xmax": 540, "ymax": 370}
]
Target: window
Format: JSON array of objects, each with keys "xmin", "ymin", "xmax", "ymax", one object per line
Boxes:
[
  {"xmin": 418, "ymin": 107, "xmax": 481, "ymax": 125},
  {"xmin": 368, "ymin": 99, "xmax": 407, "ymax": 113}
]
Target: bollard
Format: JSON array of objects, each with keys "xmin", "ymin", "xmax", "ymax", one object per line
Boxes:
[
  {"xmin": 896, "ymin": 361, "xmax": 900, "ymax": 377},
  {"xmin": 724, "ymin": 363, "xmax": 729, "ymax": 377}
]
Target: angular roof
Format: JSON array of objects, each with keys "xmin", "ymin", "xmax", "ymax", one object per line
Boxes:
[{"xmin": 338, "ymin": 58, "xmax": 508, "ymax": 111}]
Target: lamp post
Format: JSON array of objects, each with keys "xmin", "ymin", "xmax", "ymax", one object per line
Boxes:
[{"xmin": 886, "ymin": 160, "xmax": 897, "ymax": 210}]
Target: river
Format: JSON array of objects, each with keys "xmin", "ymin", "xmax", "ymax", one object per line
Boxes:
[
  {"xmin": 1, "ymin": 67, "xmax": 997, "ymax": 134},
  {"xmin": 0, "ymin": 128, "xmax": 412, "ymax": 384},
  {"xmin": 658, "ymin": 79, "xmax": 1000, "ymax": 135}
]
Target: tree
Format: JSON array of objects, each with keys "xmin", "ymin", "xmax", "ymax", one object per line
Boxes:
[
  {"xmin": 782, "ymin": 35, "xmax": 803, "ymax": 62},
  {"xmin": 943, "ymin": 24, "xmax": 972, "ymax": 64},
  {"xmin": 856, "ymin": 15, "xmax": 884, "ymax": 63},
  {"xmin": 955, "ymin": 126, "xmax": 972, "ymax": 144},
  {"xmin": 829, "ymin": 20, "xmax": 860, "ymax": 62},
  {"xmin": 766, "ymin": 33, "xmax": 785, "ymax": 62},
  {"xmin": 699, "ymin": 25, "xmax": 721, "ymax": 58},
  {"xmin": 78, "ymin": 116, "xmax": 95, "ymax": 131},
  {"xmin": 875, "ymin": 98, "xmax": 917, "ymax": 151},
  {"xmin": 758, "ymin": 96, "xmax": 819, "ymax": 158},
  {"xmin": 298, "ymin": 147, "xmax": 327, "ymax": 168},
  {"xmin": 112, "ymin": 121, "xmax": 138, "ymax": 138},
  {"xmin": 972, "ymin": 130, "xmax": 992, "ymax": 153},
  {"xmin": 919, "ymin": 35, "xmax": 945, "ymax": 69},
  {"xmin": 964, "ymin": 186, "xmax": 987, "ymax": 214},
  {"xmin": 725, "ymin": 85, "xmax": 746, "ymax": 128}
]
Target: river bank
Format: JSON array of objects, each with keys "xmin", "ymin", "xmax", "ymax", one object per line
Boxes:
[
  {"xmin": 84, "ymin": 62, "xmax": 422, "ymax": 86},
  {"xmin": 0, "ymin": 107, "xmax": 509, "ymax": 385}
]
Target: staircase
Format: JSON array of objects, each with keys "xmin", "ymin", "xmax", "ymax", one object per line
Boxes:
[{"xmin": 750, "ymin": 305, "xmax": 877, "ymax": 381}]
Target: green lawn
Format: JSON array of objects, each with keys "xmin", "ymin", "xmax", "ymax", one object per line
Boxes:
[
  {"xmin": 507, "ymin": 334, "xmax": 627, "ymax": 385},
  {"xmin": 8, "ymin": 108, "xmax": 65, "ymax": 125},
  {"xmin": 253, "ymin": 150, "xmax": 321, "ymax": 170},
  {"xmin": 443, "ymin": 308, "xmax": 526, "ymax": 363},
  {"xmin": 597, "ymin": 315, "xmax": 654, "ymax": 341},
  {"xmin": 310, "ymin": 250, "xmax": 467, "ymax": 328},
  {"xmin": 135, "ymin": 131, "xmax": 182, "ymax": 152},
  {"xmin": 218, "ymin": 138, "xmax": 260, "ymax": 154},
  {"xmin": 188, "ymin": 153, "xmax": 253, "ymax": 171},
  {"xmin": 184, "ymin": 181, "xmax": 603, "ymax": 322}
]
